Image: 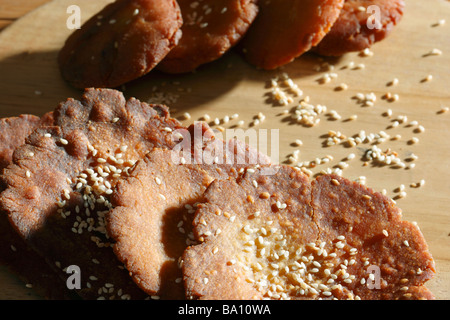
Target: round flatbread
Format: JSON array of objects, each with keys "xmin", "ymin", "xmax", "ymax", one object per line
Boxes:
[
  {"xmin": 58, "ymin": 0, "xmax": 182, "ymax": 88},
  {"xmin": 239, "ymin": 0, "xmax": 345, "ymax": 70},
  {"xmin": 0, "ymin": 112, "xmax": 75, "ymax": 300},
  {"xmin": 157, "ymin": 0, "xmax": 258, "ymax": 73},
  {"xmin": 182, "ymin": 166, "xmax": 435, "ymax": 300},
  {"xmin": 0, "ymin": 88, "xmax": 183, "ymax": 300},
  {"xmin": 313, "ymin": 0, "xmax": 405, "ymax": 56},
  {"xmin": 106, "ymin": 124, "xmax": 271, "ymax": 299}
]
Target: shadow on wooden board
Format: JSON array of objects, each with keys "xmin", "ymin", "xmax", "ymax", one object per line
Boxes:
[{"xmin": 0, "ymin": 48, "xmax": 254, "ymax": 119}]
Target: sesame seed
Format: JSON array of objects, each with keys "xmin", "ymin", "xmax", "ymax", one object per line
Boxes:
[
  {"xmin": 382, "ymin": 230, "xmax": 389, "ymax": 237},
  {"xmin": 260, "ymin": 192, "xmax": 270, "ymax": 199},
  {"xmin": 409, "ymin": 137, "xmax": 419, "ymax": 144},
  {"xmin": 432, "ymin": 19, "xmax": 445, "ymax": 27},
  {"xmin": 331, "ymin": 179, "xmax": 340, "ymax": 186},
  {"xmin": 388, "ymin": 78, "xmax": 399, "ymax": 86},
  {"xmin": 438, "ymin": 106, "xmax": 449, "ymax": 114},
  {"xmin": 427, "ymin": 48, "xmax": 443, "ymax": 56},
  {"xmin": 360, "ymin": 48, "xmax": 374, "ymax": 57},
  {"xmin": 336, "ymin": 83, "xmax": 348, "ymax": 91},
  {"xmin": 422, "ymin": 75, "xmax": 433, "ymax": 82}
]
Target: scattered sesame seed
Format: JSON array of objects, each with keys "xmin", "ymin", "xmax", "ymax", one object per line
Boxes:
[
  {"xmin": 425, "ymin": 48, "xmax": 443, "ymax": 56},
  {"xmin": 437, "ymin": 106, "xmax": 449, "ymax": 114},
  {"xmin": 335, "ymin": 83, "xmax": 348, "ymax": 91},
  {"xmin": 409, "ymin": 137, "xmax": 419, "ymax": 144},
  {"xmin": 387, "ymin": 78, "xmax": 399, "ymax": 86},
  {"xmin": 360, "ymin": 48, "xmax": 374, "ymax": 57},
  {"xmin": 421, "ymin": 75, "xmax": 433, "ymax": 83},
  {"xmin": 432, "ymin": 19, "xmax": 446, "ymax": 27}
]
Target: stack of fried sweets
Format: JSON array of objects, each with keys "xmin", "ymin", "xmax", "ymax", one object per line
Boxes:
[
  {"xmin": 58, "ymin": 0, "xmax": 406, "ymax": 88},
  {"xmin": 0, "ymin": 0, "xmax": 436, "ymax": 300}
]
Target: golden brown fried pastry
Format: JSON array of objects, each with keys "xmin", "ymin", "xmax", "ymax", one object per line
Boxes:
[
  {"xmin": 313, "ymin": 0, "xmax": 405, "ymax": 56},
  {"xmin": 239, "ymin": 0, "xmax": 344, "ymax": 70},
  {"xmin": 107, "ymin": 148, "xmax": 218, "ymax": 299},
  {"xmin": 106, "ymin": 124, "xmax": 271, "ymax": 299},
  {"xmin": 58, "ymin": 0, "xmax": 182, "ymax": 88},
  {"xmin": 182, "ymin": 167, "xmax": 435, "ymax": 300},
  {"xmin": 0, "ymin": 88, "xmax": 184, "ymax": 300},
  {"xmin": 157, "ymin": 0, "xmax": 258, "ymax": 73},
  {"xmin": 0, "ymin": 112, "xmax": 76, "ymax": 300}
]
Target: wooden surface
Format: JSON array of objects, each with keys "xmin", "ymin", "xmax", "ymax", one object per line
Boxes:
[{"xmin": 0, "ymin": 0, "xmax": 449, "ymax": 300}]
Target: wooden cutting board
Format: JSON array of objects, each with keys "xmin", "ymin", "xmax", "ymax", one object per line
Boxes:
[{"xmin": 0, "ymin": 0, "xmax": 449, "ymax": 300}]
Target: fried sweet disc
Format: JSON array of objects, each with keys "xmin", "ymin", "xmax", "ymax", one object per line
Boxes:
[
  {"xmin": 107, "ymin": 149, "xmax": 219, "ymax": 299},
  {"xmin": 106, "ymin": 124, "xmax": 271, "ymax": 299},
  {"xmin": 157, "ymin": 0, "xmax": 258, "ymax": 74},
  {"xmin": 182, "ymin": 167, "xmax": 435, "ymax": 300},
  {"xmin": 58, "ymin": 0, "xmax": 182, "ymax": 88},
  {"xmin": 0, "ymin": 112, "xmax": 75, "ymax": 300},
  {"xmin": 239, "ymin": 0, "xmax": 344, "ymax": 70},
  {"xmin": 0, "ymin": 88, "xmax": 184, "ymax": 300},
  {"xmin": 313, "ymin": 0, "xmax": 405, "ymax": 56}
]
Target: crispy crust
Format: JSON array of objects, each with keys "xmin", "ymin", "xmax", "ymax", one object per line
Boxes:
[
  {"xmin": 58, "ymin": 0, "xmax": 183, "ymax": 88},
  {"xmin": 182, "ymin": 166, "xmax": 435, "ymax": 300},
  {"xmin": 0, "ymin": 112, "xmax": 76, "ymax": 300},
  {"xmin": 312, "ymin": 0, "xmax": 405, "ymax": 56},
  {"xmin": 0, "ymin": 113, "xmax": 53, "ymax": 171},
  {"xmin": 107, "ymin": 149, "xmax": 218, "ymax": 299},
  {"xmin": 0, "ymin": 88, "xmax": 184, "ymax": 299},
  {"xmin": 157, "ymin": 0, "xmax": 259, "ymax": 74},
  {"xmin": 239, "ymin": 0, "xmax": 344, "ymax": 70},
  {"xmin": 106, "ymin": 123, "xmax": 271, "ymax": 298}
]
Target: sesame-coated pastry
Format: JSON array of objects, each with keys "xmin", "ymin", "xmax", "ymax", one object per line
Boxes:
[
  {"xmin": 58, "ymin": 0, "xmax": 182, "ymax": 88},
  {"xmin": 0, "ymin": 112, "xmax": 76, "ymax": 299},
  {"xmin": 158, "ymin": 0, "xmax": 259, "ymax": 74},
  {"xmin": 313, "ymin": 0, "xmax": 405, "ymax": 56},
  {"xmin": 0, "ymin": 88, "xmax": 183, "ymax": 299},
  {"xmin": 106, "ymin": 124, "xmax": 271, "ymax": 299},
  {"xmin": 182, "ymin": 165, "xmax": 435, "ymax": 300}
]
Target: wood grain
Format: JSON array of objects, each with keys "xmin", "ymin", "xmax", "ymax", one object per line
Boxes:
[{"xmin": 0, "ymin": 0, "xmax": 449, "ymax": 299}]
